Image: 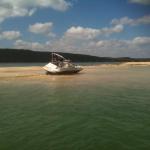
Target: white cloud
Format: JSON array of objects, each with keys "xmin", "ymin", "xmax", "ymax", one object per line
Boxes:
[
  {"xmin": 55, "ymin": 36, "xmax": 150, "ymax": 57},
  {"xmin": 29, "ymin": 22, "xmax": 54, "ymax": 36},
  {"xmin": 65, "ymin": 25, "xmax": 124, "ymax": 40},
  {"xmin": 101, "ymin": 24, "xmax": 123, "ymax": 35},
  {"xmin": 65, "ymin": 26, "xmax": 100, "ymax": 40},
  {"xmin": 90, "ymin": 37, "xmax": 150, "ymax": 57},
  {"xmin": 129, "ymin": 0, "xmax": 150, "ymax": 5},
  {"xmin": 12, "ymin": 23, "xmax": 150, "ymax": 58},
  {"xmin": 132, "ymin": 36, "xmax": 150, "ymax": 45},
  {"xmin": 111, "ymin": 15, "xmax": 150, "ymax": 26},
  {"xmin": 14, "ymin": 36, "xmax": 150, "ymax": 58},
  {"xmin": 0, "ymin": 0, "xmax": 71, "ymax": 22},
  {"xmin": 0, "ymin": 31, "xmax": 21, "ymax": 40},
  {"xmin": 14, "ymin": 40, "xmax": 44, "ymax": 50}
]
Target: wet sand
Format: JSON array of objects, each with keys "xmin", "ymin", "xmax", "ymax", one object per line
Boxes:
[
  {"xmin": 0, "ymin": 62, "xmax": 150, "ymax": 78},
  {"xmin": 120, "ymin": 62, "xmax": 150, "ymax": 66},
  {"xmin": 0, "ymin": 62, "xmax": 150, "ymax": 86},
  {"xmin": 0, "ymin": 62, "xmax": 150, "ymax": 77}
]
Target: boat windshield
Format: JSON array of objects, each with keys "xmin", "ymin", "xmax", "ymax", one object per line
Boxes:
[
  {"xmin": 52, "ymin": 53, "xmax": 72, "ymax": 67},
  {"xmin": 52, "ymin": 53, "xmax": 65, "ymax": 62}
]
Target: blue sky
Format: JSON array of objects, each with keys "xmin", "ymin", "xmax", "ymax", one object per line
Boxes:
[{"xmin": 0, "ymin": 0, "xmax": 150, "ymax": 57}]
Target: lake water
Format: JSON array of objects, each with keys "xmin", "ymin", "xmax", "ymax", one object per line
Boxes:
[{"xmin": 0, "ymin": 63, "xmax": 150, "ymax": 150}]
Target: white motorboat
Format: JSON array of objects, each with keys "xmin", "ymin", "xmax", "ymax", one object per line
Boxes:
[{"xmin": 43, "ymin": 53, "xmax": 83, "ymax": 74}]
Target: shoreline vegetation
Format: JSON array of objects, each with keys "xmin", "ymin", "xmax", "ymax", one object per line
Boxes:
[{"xmin": 0, "ymin": 48, "xmax": 150, "ymax": 63}]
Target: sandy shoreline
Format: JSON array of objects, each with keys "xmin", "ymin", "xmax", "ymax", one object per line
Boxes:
[
  {"xmin": 81, "ymin": 62, "xmax": 150, "ymax": 68},
  {"xmin": 0, "ymin": 62, "xmax": 150, "ymax": 79},
  {"xmin": 0, "ymin": 62, "xmax": 150, "ymax": 87},
  {"xmin": 119, "ymin": 62, "xmax": 150, "ymax": 66}
]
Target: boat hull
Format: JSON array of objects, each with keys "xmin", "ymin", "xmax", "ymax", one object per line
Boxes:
[
  {"xmin": 43, "ymin": 62, "xmax": 83, "ymax": 75},
  {"xmin": 45, "ymin": 69, "xmax": 82, "ymax": 75}
]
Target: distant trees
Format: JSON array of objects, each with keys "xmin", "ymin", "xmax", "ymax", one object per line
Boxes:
[{"xmin": 0, "ymin": 48, "xmax": 150, "ymax": 62}]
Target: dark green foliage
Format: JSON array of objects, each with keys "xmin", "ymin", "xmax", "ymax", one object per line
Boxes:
[{"xmin": 0, "ymin": 48, "xmax": 150, "ymax": 62}]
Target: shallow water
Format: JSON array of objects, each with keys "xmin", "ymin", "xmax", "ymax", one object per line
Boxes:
[{"xmin": 0, "ymin": 64, "xmax": 150, "ymax": 150}]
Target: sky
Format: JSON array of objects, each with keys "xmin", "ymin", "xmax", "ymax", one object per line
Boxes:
[{"xmin": 0, "ymin": 0, "xmax": 150, "ymax": 57}]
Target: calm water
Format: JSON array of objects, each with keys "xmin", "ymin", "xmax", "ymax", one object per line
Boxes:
[{"xmin": 0, "ymin": 64, "xmax": 150, "ymax": 150}]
